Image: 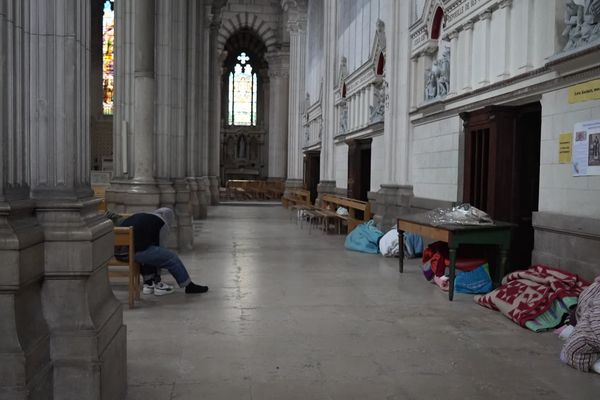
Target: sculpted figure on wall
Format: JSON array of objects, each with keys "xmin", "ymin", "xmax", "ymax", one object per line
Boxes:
[
  {"xmin": 369, "ymin": 82, "xmax": 386, "ymax": 123},
  {"xmin": 425, "ymin": 46, "xmax": 450, "ymax": 101},
  {"xmin": 562, "ymin": 0, "xmax": 600, "ymax": 51},
  {"xmin": 339, "ymin": 102, "xmax": 348, "ymax": 134}
]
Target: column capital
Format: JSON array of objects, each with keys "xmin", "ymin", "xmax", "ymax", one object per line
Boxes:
[
  {"xmin": 462, "ymin": 21, "xmax": 474, "ymax": 31},
  {"xmin": 287, "ymin": 17, "xmax": 307, "ymax": 34},
  {"xmin": 499, "ymin": 0, "xmax": 513, "ymax": 9},
  {"xmin": 479, "ymin": 10, "xmax": 492, "ymax": 21}
]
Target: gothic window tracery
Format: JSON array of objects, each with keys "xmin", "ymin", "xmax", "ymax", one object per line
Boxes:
[{"xmin": 228, "ymin": 52, "xmax": 258, "ymax": 126}]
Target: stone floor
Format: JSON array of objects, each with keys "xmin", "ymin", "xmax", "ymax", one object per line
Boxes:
[{"xmin": 117, "ymin": 205, "xmax": 600, "ymax": 400}]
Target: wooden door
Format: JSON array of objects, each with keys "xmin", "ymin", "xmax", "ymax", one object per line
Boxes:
[
  {"xmin": 303, "ymin": 151, "xmax": 320, "ymax": 204},
  {"xmin": 461, "ymin": 103, "xmax": 541, "ymax": 269},
  {"xmin": 347, "ymin": 138, "xmax": 372, "ymax": 201}
]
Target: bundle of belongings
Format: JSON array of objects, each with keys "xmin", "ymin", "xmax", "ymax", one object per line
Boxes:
[
  {"xmin": 344, "ymin": 220, "xmax": 383, "ymax": 254},
  {"xmin": 474, "ymin": 265, "xmax": 589, "ymax": 333},
  {"xmin": 424, "ymin": 203, "xmax": 493, "ymax": 226},
  {"xmin": 420, "ymin": 241, "xmax": 493, "ymax": 294},
  {"xmin": 379, "ymin": 229, "xmax": 423, "ymax": 258},
  {"xmin": 556, "ymin": 276, "xmax": 600, "ymax": 374}
]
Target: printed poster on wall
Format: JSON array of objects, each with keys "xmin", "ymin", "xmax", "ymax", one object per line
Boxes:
[{"xmin": 572, "ymin": 119, "xmax": 600, "ymax": 177}]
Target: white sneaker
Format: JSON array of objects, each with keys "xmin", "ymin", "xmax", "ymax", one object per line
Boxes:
[
  {"xmin": 142, "ymin": 283, "xmax": 155, "ymax": 295},
  {"xmin": 153, "ymin": 282, "xmax": 174, "ymax": 296}
]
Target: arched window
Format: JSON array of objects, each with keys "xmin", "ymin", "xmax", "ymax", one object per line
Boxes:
[
  {"xmin": 228, "ymin": 52, "xmax": 258, "ymax": 126},
  {"xmin": 102, "ymin": 0, "xmax": 115, "ymax": 115}
]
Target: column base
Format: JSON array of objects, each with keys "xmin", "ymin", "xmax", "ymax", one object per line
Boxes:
[
  {"xmin": 36, "ymin": 198, "xmax": 126, "ymax": 400},
  {"xmin": 368, "ymin": 184, "xmax": 414, "ymax": 231},
  {"xmin": 186, "ymin": 177, "xmax": 201, "ymax": 219},
  {"xmin": 316, "ymin": 181, "xmax": 337, "ymax": 205},
  {"xmin": 532, "ymin": 211, "xmax": 600, "ymax": 281},
  {"xmin": 208, "ymin": 176, "xmax": 220, "ymax": 205},
  {"xmin": 173, "ymin": 178, "xmax": 193, "ymax": 251},
  {"xmin": 105, "ymin": 179, "xmax": 161, "ymax": 213},
  {"xmin": 0, "ymin": 200, "xmax": 53, "ymax": 400},
  {"xmin": 196, "ymin": 176, "xmax": 210, "ymax": 219}
]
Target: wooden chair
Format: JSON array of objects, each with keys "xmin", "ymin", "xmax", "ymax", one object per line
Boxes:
[{"xmin": 108, "ymin": 226, "xmax": 140, "ymax": 309}]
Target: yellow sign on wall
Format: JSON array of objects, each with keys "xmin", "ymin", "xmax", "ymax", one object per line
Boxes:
[
  {"xmin": 568, "ymin": 79, "xmax": 600, "ymax": 104},
  {"xmin": 559, "ymin": 132, "xmax": 572, "ymax": 164}
]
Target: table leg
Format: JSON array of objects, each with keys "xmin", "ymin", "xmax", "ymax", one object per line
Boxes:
[
  {"xmin": 499, "ymin": 248, "xmax": 508, "ymax": 284},
  {"xmin": 448, "ymin": 247, "xmax": 457, "ymax": 301},
  {"xmin": 398, "ymin": 228, "xmax": 404, "ymax": 273}
]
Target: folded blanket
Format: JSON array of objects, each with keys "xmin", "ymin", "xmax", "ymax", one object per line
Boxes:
[{"xmin": 474, "ymin": 265, "xmax": 589, "ymax": 329}]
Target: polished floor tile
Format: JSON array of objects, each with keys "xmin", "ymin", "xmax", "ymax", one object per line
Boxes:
[{"xmin": 118, "ymin": 205, "xmax": 600, "ymax": 399}]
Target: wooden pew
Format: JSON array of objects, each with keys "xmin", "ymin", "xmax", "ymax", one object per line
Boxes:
[
  {"xmin": 281, "ymin": 189, "xmax": 311, "ymax": 208},
  {"xmin": 93, "ymin": 185, "xmax": 107, "ymax": 211},
  {"xmin": 108, "ymin": 226, "xmax": 140, "ymax": 309},
  {"xmin": 320, "ymin": 194, "xmax": 372, "ymax": 233}
]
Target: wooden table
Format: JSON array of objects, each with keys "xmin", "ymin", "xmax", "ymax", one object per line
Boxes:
[{"xmin": 397, "ymin": 213, "xmax": 513, "ymax": 301}]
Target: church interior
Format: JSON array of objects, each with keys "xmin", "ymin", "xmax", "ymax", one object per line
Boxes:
[{"xmin": 1, "ymin": 0, "xmax": 600, "ymax": 399}]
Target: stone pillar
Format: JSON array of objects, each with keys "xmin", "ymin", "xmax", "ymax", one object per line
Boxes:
[
  {"xmin": 448, "ymin": 31, "xmax": 459, "ymax": 95},
  {"xmin": 461, "ymin": 21, "xmax": 474, "ymax": 93},
  {"xmin": 285, "ymin": 10, "xmax": 307, "ymax": 189},
  {"xmin": 409, "ymin": 56, "xmax": 418, "ymax": 111},
  {"xmin": 266, "ymin": 52, "xmax": 290, "ymax": 180},
  {"xmin": 319, "ymin": 0, "xmax": 337, "ymax": 185},
  {"xmin": 493, "ymin": 0, "xmax": 512, "ymax": 81},
  {"xmin": 154, "ymin": 0, "xmax": 192, "ymax": 250},
  {"xmin": 28, "ymin": 1, "xmax": 126, "ymax": 398},
  {"xmin": 0, "ymin": 3, "xmax": 53, "ymax": 398},
  {"xmin": 107, "ymin": 0, "xmax": 161, "ymax": 213},
  {"xmin": 374, "ymin": 0, "xmax": 415, "ymax": 230},
  {"xmin": 476, "ymin": 11, "xmax": 492, "ymax": 87},
  {"xmin": 207, "ymin": 15, "xmax": 223, "ymax": 204}
]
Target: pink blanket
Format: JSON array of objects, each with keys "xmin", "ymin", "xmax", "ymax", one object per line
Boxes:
[{"xmin": 475, "ymin": 265, "xmax": 589, "ymax": 327}]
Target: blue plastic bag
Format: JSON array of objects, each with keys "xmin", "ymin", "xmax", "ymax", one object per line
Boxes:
[
  {"xmin": 344, "ymin": 220, "xmax": 383, "ymax": 254},
  {"xmin": 454, "ymin": 264, "xmax": 493, "ymax": 294}
]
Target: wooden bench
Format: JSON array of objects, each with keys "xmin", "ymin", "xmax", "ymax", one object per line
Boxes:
[
  {"xmin": 93, "ymin": 185, "xmax": 107, "ymax": 211},
  {"xmin": 108, "ymin": 226, "xmax": 140, "ymax": 309},
  {"xmin": 281, "ymin": 189, "xmax": 311, "ymax": 208},
  {"xmin": 225, "ymin": 180, "xmax": 285, "ymax": 201},
  {"xmin": 320, "ymin": 194, "xmax": 372, "ymax": 233}
]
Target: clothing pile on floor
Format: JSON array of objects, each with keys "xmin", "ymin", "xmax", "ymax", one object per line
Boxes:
[
  {"xmin": 345, "ymin": 222, "xmax": 424, "ymax": 257},
  {"xmin": 419, "ymin": 241, "xmax": 493, "ymax": 294}
]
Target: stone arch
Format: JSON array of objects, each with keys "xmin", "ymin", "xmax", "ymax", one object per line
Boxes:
[{"xmin": 217, "ymin": 13, "xmax": 278, "ymax": 53}]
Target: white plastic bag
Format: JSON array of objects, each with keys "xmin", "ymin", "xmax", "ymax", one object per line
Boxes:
[{"xmin": 336, "ymin": 206, "xmax": 349, "ymax": 216}]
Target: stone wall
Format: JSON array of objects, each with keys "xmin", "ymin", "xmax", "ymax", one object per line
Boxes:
[{"xmin": 411, "ymin": 115, "xmax": 461, "ymax": 202}]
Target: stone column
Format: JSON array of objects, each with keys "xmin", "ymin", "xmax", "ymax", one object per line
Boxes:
[
  {"xmin": 461, "ymin": 21, "xmax": 474, "ymax": 93},
  {"xmin": 266, "ymin": 52, "xmax": 290, "ymax": 180},
  {"xmin": 476, "ymin": 11, "xmax": 492, "ymax": 87},
  {"xmin": 448, "ymin": 30, "xmax": 459, "ymax": 95},
  {"xmin": 285, "ymin": 11, "xmax": 307, "ymax": 190},
  {"xmin": 373, "ymin": 0, "xmax": 414, "ymax": 230},
  {"xmin": 107, "ymin": 0, "xmax": 161, "ymax": 213},
  {"xmin": 493, "ymin": 0, "xmax": 512, "ymax": 81},
  {"xmin": 318, "ymin": 0, "xmax": 337, "ymax": 199},
  {"xmin": 0, "ymin": 3, "xmax": 53, "ymax": 397},
  {"xmin": 154, "ymin": 0, "xmax": 192, "ymax": 250},
  {"xmin": 28, "ymin": 1, "xmax": 126, "ymax": 398},
  {"xmin": 207, "ymin": 16, "xmax": 223, "ymax": 204}
]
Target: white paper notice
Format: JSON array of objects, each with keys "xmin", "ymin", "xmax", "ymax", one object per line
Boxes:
[{"xmin": 572, "ymin": 119, "xmax": 600, "ymax": 177}]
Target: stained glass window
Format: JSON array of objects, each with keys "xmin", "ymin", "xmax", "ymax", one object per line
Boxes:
[
  {"xmin": 102, "ymin": 0, "xmax": 115, "ymax": 115},
  {"xmin": 228, "ymin": 52, "xmax": 257, "ymax": 126}
]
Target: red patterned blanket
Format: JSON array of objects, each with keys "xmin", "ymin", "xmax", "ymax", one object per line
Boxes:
[{"xmin": 475, "ymin": 265, "xmax": 589, "ymax": 327}]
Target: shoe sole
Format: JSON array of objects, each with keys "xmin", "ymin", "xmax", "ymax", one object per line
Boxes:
[
  {"xmin": 142, "ymin": 288, "xmax": 154, "ymax": 295},
  {"xmin": 154, "ymin": 289, "xmax": 174, "ymax": 296}
]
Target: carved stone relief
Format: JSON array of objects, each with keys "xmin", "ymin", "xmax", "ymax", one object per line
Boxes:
[
  {"xmin": 562, "ymin": 0, "xmax": 600, "ymax": 52},
  {"xmin": 369, "ymin": 82, "xmax": 386, "ymax": 123},
  {"xmin": 425, "ymin": 45, "xmax": 450, "ymax": 101},
  {"xmin": 339, "ymin": 101, "xmax": 348, "ymax": 134}
]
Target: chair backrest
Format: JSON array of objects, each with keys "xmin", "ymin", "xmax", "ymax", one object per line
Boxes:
[{"xmin": 113, "ymin": 226, "xmax": 135, "ymax": 263}]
